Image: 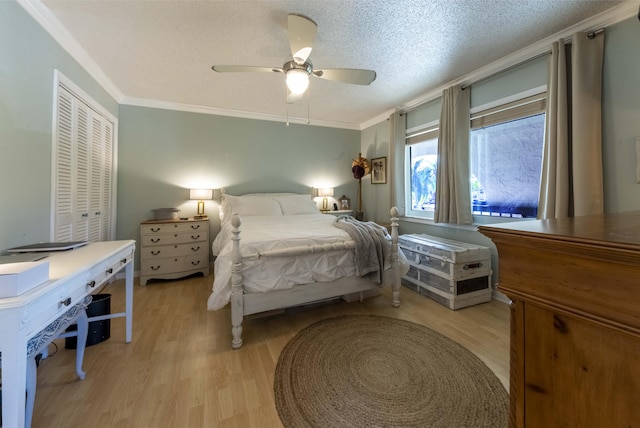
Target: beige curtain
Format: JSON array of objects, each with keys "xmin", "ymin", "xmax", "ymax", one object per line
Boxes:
[
  {"xmin": 390, "ymin": 110, "xmax": 406, "ymax": 216},
  {"xmin": 434, "ymin": 85, "xmax": 472, "ymax": 224},
  {"xmin": 538, "ymin": 32, "xmax": 604, "ymax": 219}
]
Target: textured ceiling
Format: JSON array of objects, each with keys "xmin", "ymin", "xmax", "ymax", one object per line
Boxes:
[{"xmin": 36, "ymin": 0, "xmax": 629, "ymax": 129}]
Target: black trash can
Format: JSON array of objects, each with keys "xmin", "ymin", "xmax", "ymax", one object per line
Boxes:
[{"xmin": 65, "ymin": 293, "xmax": 111, "ymax": 349}]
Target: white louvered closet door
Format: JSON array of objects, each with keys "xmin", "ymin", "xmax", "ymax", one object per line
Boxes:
[{"xmin": 53, "ymin": 78, "xmax": 115, "ymax": 242}]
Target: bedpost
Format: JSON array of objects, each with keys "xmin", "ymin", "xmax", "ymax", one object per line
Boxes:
[
  {"xmin": 390, "ymin": 207, "xmax": 401, "ymax": 308},
  {"xmin": 230, "ymin": 214, "xmax": 244, "ymax": 349}
]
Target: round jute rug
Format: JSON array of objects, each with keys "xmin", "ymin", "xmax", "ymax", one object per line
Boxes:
[{"xmin": 274, "ymin": 314, "xmax": 508, "ymax": 428}]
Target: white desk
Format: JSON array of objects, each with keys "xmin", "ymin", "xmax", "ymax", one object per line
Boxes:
[{"xmin": 0, "ymin": 240, "xmax": 135, "ymax": 427}]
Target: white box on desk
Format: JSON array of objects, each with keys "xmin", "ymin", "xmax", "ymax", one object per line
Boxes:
[{"xmin": 0, "ymin": 260, "xmax": 50, "ymax": 297}]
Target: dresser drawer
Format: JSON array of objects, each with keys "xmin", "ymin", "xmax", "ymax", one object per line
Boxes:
[
  {"xmin": 140, "ymin": 231, "xmax": 207, "ymax": 246},
  {"xmin": 141, "ymin": 253, "xmax": 208, "ymax": 276},
  {"xmin": 141, "ymin": 242, "xmax": 207, "ymax": 259},
  {"xmin": 141, "ymin": 221, "xmax": 207, "ymax": 235}
]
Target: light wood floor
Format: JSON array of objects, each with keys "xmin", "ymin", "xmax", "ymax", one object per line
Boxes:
[{"xmin": 32, "ymin": 273, "xmax": 509, "ymax": 428}]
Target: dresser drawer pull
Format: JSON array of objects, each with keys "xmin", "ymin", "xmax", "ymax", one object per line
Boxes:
[
  {"xmin": 191, "ymin": 260, "xmax": 201, "ymax": 266},
  {"xmin": 151, "ymin": 265, "xmax": 161, "ymax": 271},
  {"xmin": 151, "ymin": 227, "xmax": 161, "ymax": 232},
  {"xmin": 191, "ymin": 235, "xmax": 200, "ymax": 240},
  {"xmin": 121, "ymin": 257, "xmax": 128, "ymax": 264},
  {"xmin": 106, "ymin": 268, "xmax": 113, "ymax": 274},
  {"xmin": 82, "ymin": 213, "xmax": 89, "ymax": 218},
  {"xmin": 463, "ymin": 262, "xmax": 483, "ymax": 270},
  {"xmin": 87, "ymin": 280, "xmax": 96, "ymax": 288},
  {"xmin": 191, "ymin": 224, "xmax": 201, "ymax": 230},
  {"xmin": 151, "ymin": 250, "xmax": 161, "ymax": 255},
  {"xmin": 191, "ymin": 246, "xmax": 201, "ymax": 252},
  {"xmin": 151, "ymin": 238, "xmax": 161, "ymax": 243},
  {"xmin": 60, "ymin": 297, "xmax": 72, "ymax": 307}
]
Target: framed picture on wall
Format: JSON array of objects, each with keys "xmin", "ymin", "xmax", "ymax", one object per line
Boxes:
[{"xmin": 371, "ymin": 157, "xmax": 387, "ymax": 184}]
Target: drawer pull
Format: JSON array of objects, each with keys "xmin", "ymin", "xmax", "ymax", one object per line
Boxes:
[
  {"xmin": 191, "ymin": 235, "xmax": 200, "ymax": 240},
  {"xmin": 151, "ymin": 227, "xmax": 161, "ymax": 232},
  {"xmin": 121, "ymin": 257, "xmax": 128, "ymax": 264},
  {"xmin": 191, "ymin": 224, "xmax": 201, "ymax": 230},
  {"xmin": 151, "ymin": 238, "xmax": 160, "ymax": 243},
  {"xmin": 95, "ymin": 211, "xmax": 101, "ymax": 216},
  {"xmin": 87, "ymin": 280, "xmax": 96, "ymax": 288},
  {"xmin": 151, "ymin": 265, "xmax": 161, "ymax": 271},
  {"xmin": 82, "ymin": 213, "xmax": 89, "ymax": 218},
  {"xmin": 463, "ymin": 262, "xmax": 483, "ymax": 270},
  {"xmin": 60, "ymin": 297, "xmax": 71, "ymax": 307},
  {"xmin": 106, "ymin": 268, "xmax": 113, "ymax": 274},
  {"xmin": 151, "ymin": 250, "xmax": 161, "ymax": 255},
  {"xmin": 191, "ymin": 260, "xmax": 201, "ymax": 266},
  {"xmin": 191, "ymin": 246, "xmax": 201, "ymax": 252}
]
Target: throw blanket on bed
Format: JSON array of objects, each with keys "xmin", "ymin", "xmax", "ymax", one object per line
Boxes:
[{"xmin": 334, "ymin": 216, "xmax": 390, "ymax": 284}]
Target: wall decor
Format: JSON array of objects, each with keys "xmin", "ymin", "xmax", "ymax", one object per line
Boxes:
[{"xmin": 371, "ymin": 157, "xmax": 387, "ymax": 184}]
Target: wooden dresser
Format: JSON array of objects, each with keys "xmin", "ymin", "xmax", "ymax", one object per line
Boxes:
[
  {"xmin": 140, "ymin": 218, "xmax": 210, "ymax": 286},
  {"xmin": 479, "ymin": 212, "xmax": 640, "ymax": 427}
]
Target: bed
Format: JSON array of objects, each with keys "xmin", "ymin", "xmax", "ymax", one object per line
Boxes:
[{"xmin": 207, "ymin": 192, "xmax": 405, "ymax": 348}]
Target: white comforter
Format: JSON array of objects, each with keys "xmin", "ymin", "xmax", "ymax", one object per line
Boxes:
[{"xmin": 207, "ymin": 214, "xmax": 393, "ymax": 311}]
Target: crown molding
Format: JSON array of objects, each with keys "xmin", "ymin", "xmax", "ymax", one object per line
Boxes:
[{"xmin": 120, "ymin": 97, "xmax": 361, "ymax": 130}]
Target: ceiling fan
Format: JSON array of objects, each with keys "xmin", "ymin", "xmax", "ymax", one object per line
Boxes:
[{"xmin": 211, "ymin": 13, "xmax": 376, "ymax": 104}]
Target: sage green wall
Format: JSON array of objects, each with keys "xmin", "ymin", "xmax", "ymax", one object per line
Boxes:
[
  {"xmin": 360, "ymin": 118, "xmax": 392, "ymax": 224},
  {"xmin": 0, "ymin": 2, "xmax": 118, "ymax": 251},
  {"xmin": 116, "ymin": 105, "xmax": 360, "ymax": 263}
]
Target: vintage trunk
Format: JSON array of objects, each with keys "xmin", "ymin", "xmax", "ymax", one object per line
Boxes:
[{"xmin": 398, "ymin": 234, "xmax": 492, "ymax": 310}]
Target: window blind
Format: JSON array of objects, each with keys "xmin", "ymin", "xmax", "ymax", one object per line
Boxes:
[{"xmin": 471, "ymin": 93, "xmax": 546, "ymax": 129}]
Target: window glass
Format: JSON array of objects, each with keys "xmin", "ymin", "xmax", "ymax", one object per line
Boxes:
[
  {"xmin": 469, "ymin": 113, "xmax": 545, "ymax": 218},
  {"xmin": 408, "ymin": 137, "xmax": 438, "ymax": 215}
]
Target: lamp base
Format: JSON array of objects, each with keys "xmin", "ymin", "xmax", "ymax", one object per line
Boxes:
[{"xmin": 193, "ymin": 215, "xmax": 208, "ymax": 219}]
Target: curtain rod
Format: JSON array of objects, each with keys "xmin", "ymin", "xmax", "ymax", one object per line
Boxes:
[{"xmin": 462, "ymin": 27, "xmax": 603, "ymax": 90}]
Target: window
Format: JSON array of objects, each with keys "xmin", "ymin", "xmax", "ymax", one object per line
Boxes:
[
  {"xmin": 469, "ymin": 93, "xmax": 546, "ymax": 218},
  {"xmin": 405, "ymin": 124, "xmax": 438, "ymax": 218}
]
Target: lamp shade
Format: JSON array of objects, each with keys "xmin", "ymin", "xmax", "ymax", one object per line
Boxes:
[
  {"xmin": 317, "ymin": 188, "xmax": 334, "ymax": 197},
  {"xmin": 189, "ymin": 189, "xmax": 213, "ymax": 200}
]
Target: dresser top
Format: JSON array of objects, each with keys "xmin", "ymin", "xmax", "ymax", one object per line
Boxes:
[
  {"xmin": 478, "ymin": 210, "xmax": 640, "ymax": 251},
  {"xmin": 141, "ymin": 217, "xmax": 209, "ymax": 224}
]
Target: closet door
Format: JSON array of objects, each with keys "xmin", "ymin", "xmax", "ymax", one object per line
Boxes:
[{"xmin": 53, "ymin": 77, "xmax": 115, "ymax": 242}]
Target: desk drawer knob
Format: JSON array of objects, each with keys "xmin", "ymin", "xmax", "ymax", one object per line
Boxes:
[
  {"xmin": 106, "ymin": 268, "xmax": 113, "ymax": 274},
  {"xmin": 61, "ymin": 297, "xmax": 71, "ymax": 307},
  {"xmin": 121, "ymin": 257, "xmax": 128, "ymax": 264},
  {"xmin": 87, "ymin": 280, "xmax": 96, "ymax": 288}
]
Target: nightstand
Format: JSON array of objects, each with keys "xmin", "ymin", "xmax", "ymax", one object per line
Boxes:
[
  {"xmin": 322, "ymin": 210, "xmax": 353, "ymax": 216},
  {"xmin": 140, "ymin": 218, "xmax": 210, "ymax": 286}
]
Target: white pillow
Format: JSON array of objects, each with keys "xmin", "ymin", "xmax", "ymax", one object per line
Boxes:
[
  {"xmin": 274, "ymin": 195, "xmax": 320, "ymax": 215},
  {"xmin": 220, "ymin": 194, "xmax": 283, "ymax": 222}
]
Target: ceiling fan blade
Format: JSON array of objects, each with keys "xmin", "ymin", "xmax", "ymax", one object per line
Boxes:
[
  {"xmin": 212, "ymin": 65, "xmax": 282, "ymax": 73},
  {"xmin": 287, "ymin": 90, "xmax": 305, "ymax": 104},
  {"xmin": 288, "ymin": 13, "xmax": 317, "ymax": 65},
  {"xmin": 313, "ymin": 68, "xmax": 376, "ymax": 85}
]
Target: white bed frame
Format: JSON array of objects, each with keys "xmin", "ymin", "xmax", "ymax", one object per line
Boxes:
[{"xmin": 228, "ymin": 207, "xmax": 402, "ymax": 349}]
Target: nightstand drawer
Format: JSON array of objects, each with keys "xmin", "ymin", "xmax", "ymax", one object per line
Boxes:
[
  {"xmin": 140, "ymin": 232, "xmax": 206, "ymax": 246},
  {"xmin": 141, "ymin": 253, "xmax": 209, "ymax": 276},
  {"xmin": 141, "ymin": 242, "xmax": 207, "ymax": 259},
  {"xmin": 141, "ymin": 221, "xmax": 207, "ymax": 235}
]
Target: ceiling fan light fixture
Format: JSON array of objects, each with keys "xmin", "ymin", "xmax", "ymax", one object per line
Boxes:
[{"xmin": 286, "ymin": 68, "xmax": 309, "ymax": 94}]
